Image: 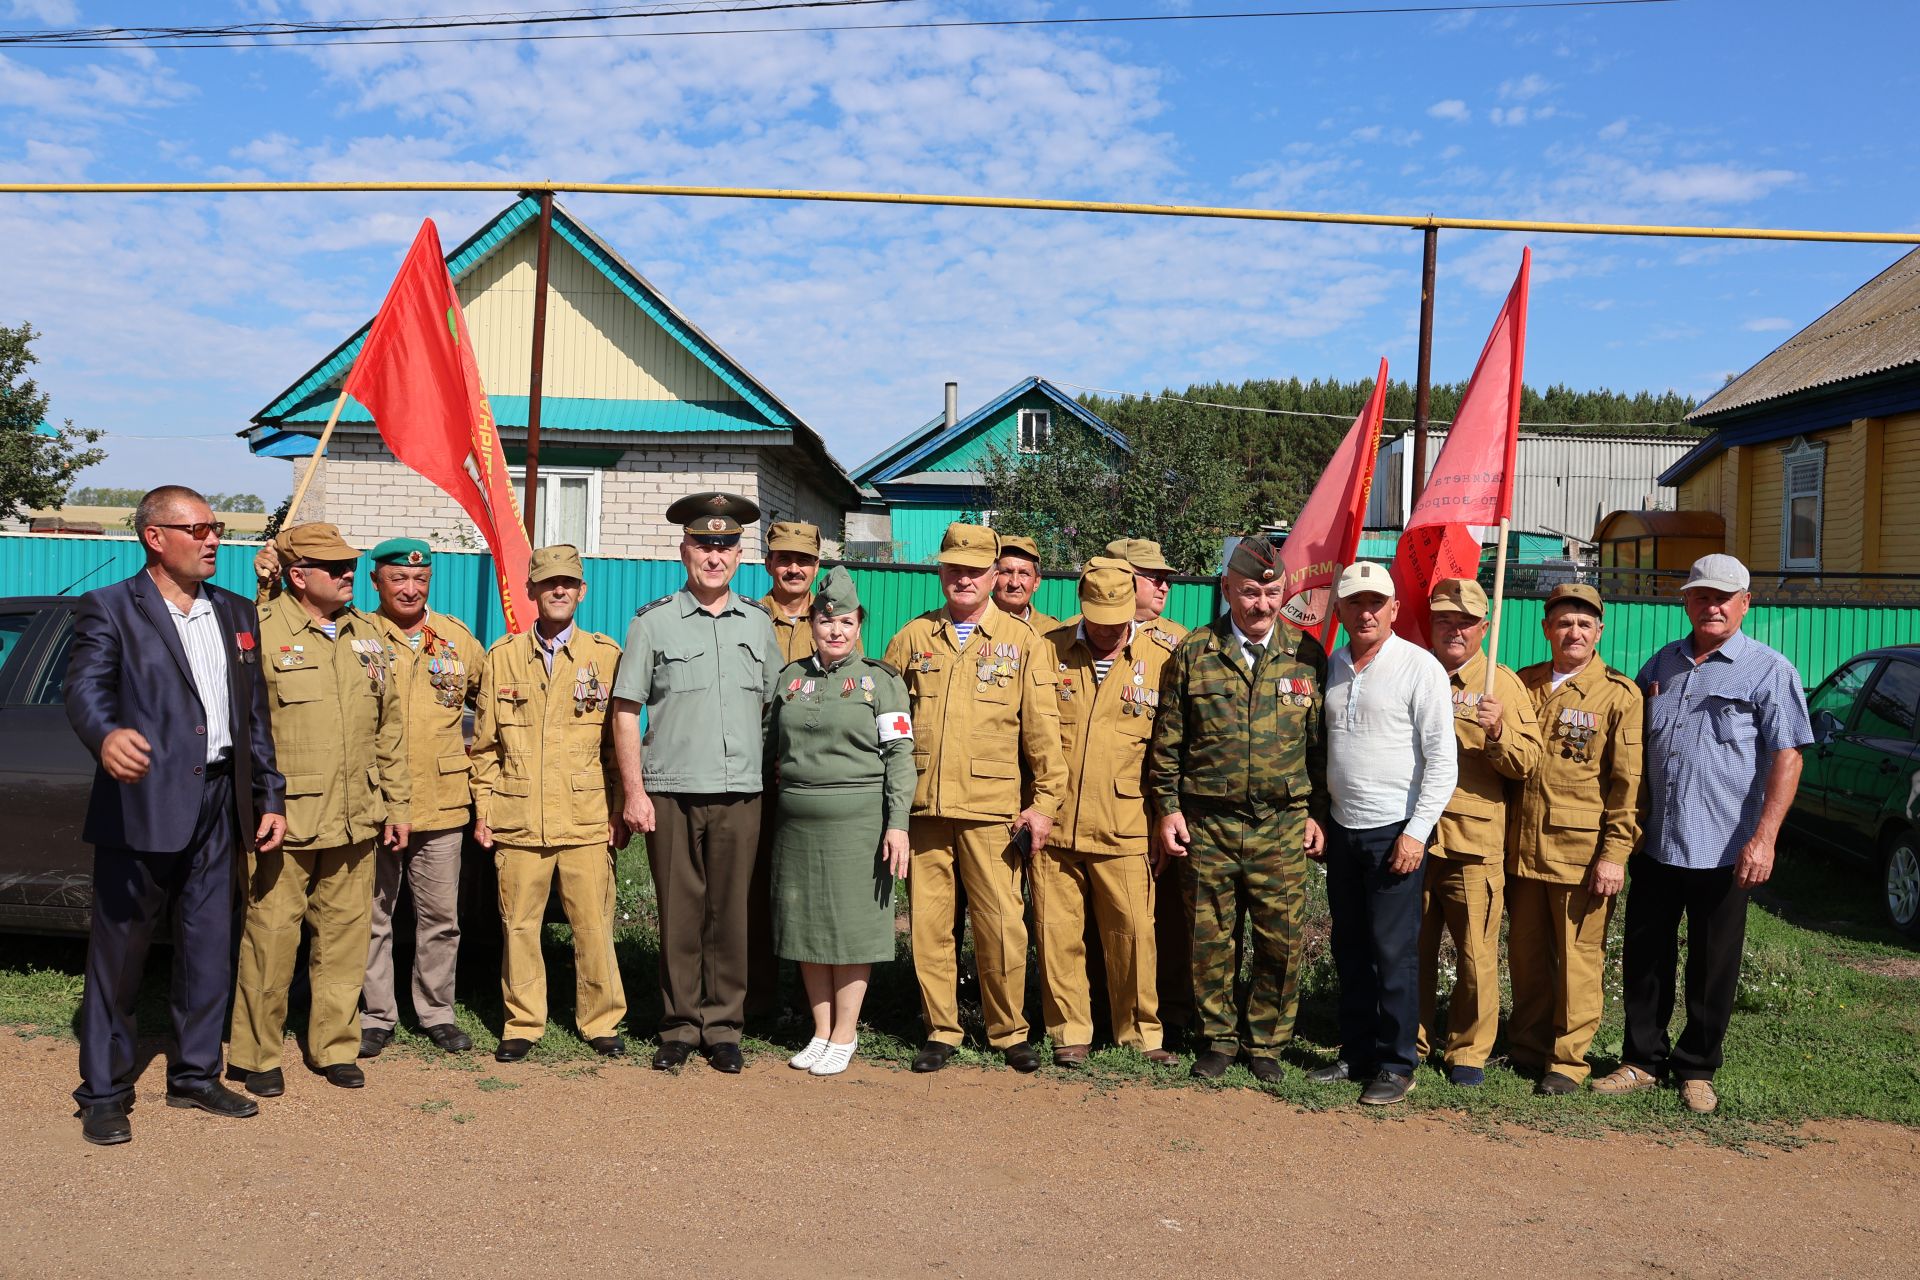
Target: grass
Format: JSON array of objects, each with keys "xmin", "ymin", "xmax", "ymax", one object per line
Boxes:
[{"xmin": 6, "ymin": 838, "xmax": 1916, "ymax": 1148}]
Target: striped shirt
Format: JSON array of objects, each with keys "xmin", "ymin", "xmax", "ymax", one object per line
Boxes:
[
  {"xmin": 1638, "ymin": 628, "xmax": 1812, "ymax": 870},
  {"xmin": 160, "ymin": 583, "xmax": 233, "ymax": 764},
  {"xmin": 952, "ymin": 620, "xmax": 977, "ymax": 648}
]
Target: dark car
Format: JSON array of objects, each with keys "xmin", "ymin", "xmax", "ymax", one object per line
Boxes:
[
  {"xmin": 1787, "ymin": 644, "xmax": 1920, "ymax": 938},
  {"xmin": 0, "ymin": 596, "xmax": 94, "ymax": 934}
]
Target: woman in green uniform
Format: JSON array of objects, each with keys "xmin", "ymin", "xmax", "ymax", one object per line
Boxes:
[{"xmin": 768, "ymin": 566, "xmax": 915, "ymax": 1077}]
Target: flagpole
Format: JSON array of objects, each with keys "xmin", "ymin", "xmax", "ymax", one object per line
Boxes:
[
  {"xmin": 285, "ymin": 388, "xmax": 352, "ymax": 526},
  {"xmin": 522, "ymin": 189, "xmax": 554, "ymax": 541},
  {"xmin": 1483, "ymin": 248, "xmax": 1529, "ymax": 698},
  {"xmin": 1484, "ymin": 516, "xmax": 1512, "ymax": 696}
]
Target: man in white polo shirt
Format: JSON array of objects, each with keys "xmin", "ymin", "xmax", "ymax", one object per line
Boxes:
[{"xmin": 1309, "ymin": 562, "xmax": 1456, "ymax": 1105}]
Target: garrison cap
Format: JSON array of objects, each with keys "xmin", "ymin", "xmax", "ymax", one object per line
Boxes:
[
  {"xmin": 997, "ymin": 535, "xmax": 1042, "ymax": 565},
  {"xmin": 370, "ymin": 537, "xmax": 431, "ymax": 567},
  {"xmin": 1079, "ymin": 556, "xmax": 1136, "ymax": 626},
  {"xmin": 936, "ymin": 522, "xmax": 999, "ymax": 570},
  {"xmin": 528, "ymin": 544, "xmax": 585, "ymax": 583},
  {"xmin": 1106, "ymin": 537, "xmax": 1173, "ymax": 574},
  {"xmin": 767, "ymin": 521, "xmax": 821, "ymax": 556},
  {"xmin": 276, "ymin": 522, "xmax": 360, "ymax": 565},
  {"xmin": 1545, "ymin": 582, "xmax": 1605, "ymax": 617},
  {"xmin": 1226, "ymin": 534, "xmax": 1282, "ymax": 583},
  {"xmin": 811, "ymin": 564, "xmax": 860, "ymax": 616},
  {"xmin": 1428, "ymin": 577, "xmax": 1489, "ymax": 620},
  {"xmin": 1334, "ymin": 561, "xmax": 1395, "ymax": 600},
  {"xmin": 666, "ymin": 490, "xmax": 759, "ymax": 540}
]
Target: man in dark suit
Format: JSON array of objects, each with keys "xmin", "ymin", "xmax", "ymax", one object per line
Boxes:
[{"xmin": 65, "ymin": 485, "xmax": 287, "ymax": 1146}]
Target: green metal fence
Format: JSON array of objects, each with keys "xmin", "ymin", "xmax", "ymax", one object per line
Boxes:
[{"xmin": 5, "ymin": 534, "xmax": 1913, "ymax": 687}]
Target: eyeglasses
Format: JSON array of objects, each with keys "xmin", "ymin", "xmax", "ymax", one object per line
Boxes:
[{"xmin": 152, "ymin": 521, "xmax": 226, "ymax": 541}]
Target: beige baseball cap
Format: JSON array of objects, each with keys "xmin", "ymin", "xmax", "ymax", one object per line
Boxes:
[
  {"xmin": 936, "ymin": 523, "xmax": 999, "ymax": 569},
  {"xmin": 1334, "ymin": 561, "xmax": 1395, "ymax": 600},
  {"xmin": 1078, "ymin": 557, "xmax": 1136, "ymax": 625}
]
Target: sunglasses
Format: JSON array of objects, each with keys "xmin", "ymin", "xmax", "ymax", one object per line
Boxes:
[
  {"xmin": 152, "ymin": 521, "xmax": 227, "ymax": 541},
  {"xmin": 294, "ymin": 560, "xmax": 356, "ymax": 578}
]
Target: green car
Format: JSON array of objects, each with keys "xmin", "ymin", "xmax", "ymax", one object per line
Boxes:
[{"xmin": 1792, "ymin": 646, "xmax": 1920, "ymax": 938}]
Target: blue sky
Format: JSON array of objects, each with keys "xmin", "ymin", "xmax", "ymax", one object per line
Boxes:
[{"xmin": 2, "ymin": 0, "xmax": 1916, "ymax": 502}]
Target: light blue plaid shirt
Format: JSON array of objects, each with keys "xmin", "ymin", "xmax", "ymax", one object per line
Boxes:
[{"xmin": 1638, "ymin": 628, "xmax": 1812, "ymax": 870}]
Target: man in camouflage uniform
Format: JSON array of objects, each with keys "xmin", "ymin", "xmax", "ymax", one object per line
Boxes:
[{"xmin": 1147, "ymin": 534, "xmax": 1327, "ymax": 1082}]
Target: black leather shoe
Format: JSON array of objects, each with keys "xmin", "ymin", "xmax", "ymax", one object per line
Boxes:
[
  {"xmin": 588, "ymin": 1035, "xmax": 626, "ymax": 1058},
  {"xmin": 1360, "ymin": 1069, "xmax": 1416, "ymax": 1106},
  {"xmin": 1306, "ymin": 1059, "xmax": 1355, "ymax": 1085},
  {"xmin": 227, "ymin": 1065, "xmax": 284, "ymax": 1098},
  {"xmin": 651, "ymin": 1040, "xmax": 695, "ymax": 1070},
  {"xmin": 423, "ymin": 1023, "xmax": 473, "ymax": 1053},
  {"xmin": 165, "ymin": 1081, "xmax": 259, "ymax": 1118},
  {"xmin": 1190, "ymin": 1050, "xmax": 1233, "ymax": 1080},
  {"xmin": 910, "ymin": 1041, "xmax": 957, "ymax": 1074},
  {"xmin": 323, "ymin": 1063, "xmax": 366, "ymax": 1089},
  {"xmin": 494, "ymin": 1037, "xmax": 533, "ymax": 1064},
  {"xmin": 358, "ymin": 1027, "xmax": 393, "ymax": 1059},
  {"xmin": 1536, "ymin": 1070, "xmax": 1581, "ymax": 1097},
  {"xmin": 80, "ymin": 1102, "xmax": 131, "ymax": 1146},
  {"xmin": 1247, "ymin": 1056, "xmax": 1284, "ymax": 1084},
  {"xmin": 704, "ymin": 1042, "xmax": 744, "ymax": 1074},
  {"xmin": 1003, "ymin": 1043, "xmax": 1040, "ymax": 1073}
]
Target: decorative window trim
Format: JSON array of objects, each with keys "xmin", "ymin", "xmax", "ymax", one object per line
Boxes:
[
  {"xmin": 1017, "ymin": 408, "xmax": 1052, "ymax": 454},
  {"xmin": 1779, "ymin": 436, "xmax": 1825, "ymax": 573}
]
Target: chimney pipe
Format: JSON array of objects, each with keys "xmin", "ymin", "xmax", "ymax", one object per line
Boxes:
[{"xmin": 944, "ymin": 381, "xmax": 958, "ymax": 429}]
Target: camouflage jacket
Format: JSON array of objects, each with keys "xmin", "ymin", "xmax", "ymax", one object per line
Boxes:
[{"xmin": 1146, "ymin": 615, "xmax": 1328, "ymax": 823}]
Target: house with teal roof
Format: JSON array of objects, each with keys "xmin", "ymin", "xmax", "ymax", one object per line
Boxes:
[
  {"xmin": 244, "ymin": 195, "xmax": 860, "ymax": 558},
  {"xmin": 850, "ymin": 377, "xmax": 1130, "ymax": 563}
]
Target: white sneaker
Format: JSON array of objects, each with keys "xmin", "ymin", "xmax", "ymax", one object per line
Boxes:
[
  {"xmin": 810, "ymin": 1038, "xmax": 858, "ymax": 1076},
  {"xmin": 788, "ymin": 1037, "xmax": 829, "ymax": 1070}
]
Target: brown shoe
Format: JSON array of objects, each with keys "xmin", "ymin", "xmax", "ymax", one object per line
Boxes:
[
  {"xmin": 1679, "ymin": 1078, "xmax": 1719, "ymax": 1114},
  {"xmin": 1051, "ymin": 1044, "xmax": 1091, "ymax": 1068},
  {"xmin": 1142, "ymin": 1048, "xmax": 1179, "ymax": 1067},
  {"xmin": 1591, "ymin": 1063, "xmax": 1659, "ymax": 1095}
]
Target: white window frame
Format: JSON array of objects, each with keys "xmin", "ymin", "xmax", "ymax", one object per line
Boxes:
[
  {"xmin": 1017, "ymin": 408, "xmax": 1052, "ymax": 454},
  {"xmin": 507, "ymin": 465, "xmax": 603, "ymax": 555},
  {"xmin": 1779, "ymin": 437, "xmax": 1825, "ymax": 573}
]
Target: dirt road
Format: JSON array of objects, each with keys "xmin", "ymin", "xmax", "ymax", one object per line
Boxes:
[{"xmin": 3, "ymin": 1034, "xmax": 1914, "ymax": 1278}]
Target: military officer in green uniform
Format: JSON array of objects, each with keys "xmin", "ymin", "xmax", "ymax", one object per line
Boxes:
[
  {"xmin": 1147, "ymin": 533, "xmax": 1327, "ymax": 1083},
  {"xmin": 611, "ymin": 492, "xmax": 782, "ymax": 1075},
  {"xmin": 229, "ymin": 523, "xmax": 409, "ymax": 1096},
  {"xmin": 471, "ymin": 545, "xmax": 628, "ymax": 1063}
]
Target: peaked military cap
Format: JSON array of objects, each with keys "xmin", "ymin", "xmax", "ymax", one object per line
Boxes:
[
  {"xmin": 936, "ymin": 522, "xmax": 999, "ymax": 570},
  {"xmin": 1544, "ymin": 581, "xmax": 1605, "ymax": 617},
  {"xmin": 667, "ymin": 490, "xmax": 759, "ymax": 539},
  {"xmin": 276, "ymin": 522, "xmax": 360, "ymax": 565},
  {"xmin": 528, "ymin": 544, "xmax": 585, "ymax": 583},
  {"xmin": 1429, "ymin": 577, "xmax": 1488, "ymax": 620},
  {"xmin": 997, "ymin": 535, "xmax": 1042, "ymax": 564},
  {"xmin": 1079, "ymin": 556, "xmax": 1136, "ymax": 625},
  {"xmin": 1106, "ymin": 537, "xmax": 1173, "ymax": 574},
  {"xmin": 767, "ymin": 521, "xmax": 821, "ymax": 556}
]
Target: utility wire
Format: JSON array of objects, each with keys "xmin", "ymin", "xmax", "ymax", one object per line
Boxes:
[
  {"xmin": 4, "ymin": 0, "xmax": 1681, "ymax": 50},
  {"xmin": 1050, "ymin": 379, "xmax": 1695, "ymax": 431}
]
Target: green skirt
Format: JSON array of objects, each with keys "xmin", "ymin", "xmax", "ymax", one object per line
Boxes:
[{"xmin": 771, "ymin": 785, "xmax": 897, "ymax": 965}]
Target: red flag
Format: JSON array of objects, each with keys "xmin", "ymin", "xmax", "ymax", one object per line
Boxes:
[
  {"xmin": 1279, "ymin": 357, "xmax": 1388, "ymax": 647},
  {"xmin": 1391, "ymin": 248, "xmax": 1530, "ymax": 644},
  {"xmin": 343, "ymin": 220, "xmax": 535, "ymax": 634}
]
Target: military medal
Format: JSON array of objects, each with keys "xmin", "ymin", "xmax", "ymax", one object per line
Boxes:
[
  {"xmin": 842, "ymin": 677, "xmax": 856, "ymax": 698},
  {"xmin": 861, "ymin": 675, "xmax": 875, "ymax": 704}
]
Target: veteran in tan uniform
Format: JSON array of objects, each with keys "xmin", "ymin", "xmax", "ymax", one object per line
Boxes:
[
  {"xmin": 1417, "ymin": 577, "xmax": 1542, "ymax": 1086},
  {"xmin": 1107, "ymin": 535, "xmax": 1191, "ymax": 1035},
  {"xmin": 758, "ymin": 520, "xmax": 822, "ymax": 665},
  {"xmin": 1033, "ymin": 560, "xmax": 1179, "ymax": 1066},
  {"xmin": 229, "ymin": 523, "xmax": 409, "ymax": 1096},
  {"xmin": 1509, "ymin": 582, "xmax": 1645, "ymax": 1094},
  {"xmin": 471, "ymin": 545, "xmax": 628, "ymax": 1064},
  {"xmin": 992, "ymin": 534, "xmax": 1061, "ymax": 634},
  {"xmin": 884, "ymin": 523, "xmax": 1068, "ymax": 1074}
]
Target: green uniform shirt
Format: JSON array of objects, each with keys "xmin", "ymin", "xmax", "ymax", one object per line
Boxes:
[
  {"xmin": 259, "ymin": 596, "xmax": 410, "ymax": 847},
  {"xmin": 769, "ymin": 654, "xmax": 915, "ymax": 829},
  {"xmin": 1146, "ymin": 615, "xmax": 1328, "ymax": 824},
  {"xmin": 612, "ymin": 587, "xmax": 781, "ymax": 795}
]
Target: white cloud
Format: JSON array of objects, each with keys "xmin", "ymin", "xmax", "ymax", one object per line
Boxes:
[
  {"xmin": 1428, "ymin": 99, "xmax": 1470, "ymax": 123},
  {"xmin": 1743, "ymin": 316, "xmax": 1793, "ymax": 332},
  {"xmin": 1621, "ymin": 163, "xmax": 1799, "ymax": 205},
  {"xmin": 4, "ymin": 1, "xmax": 78, "ymax": 22},
  {"xmin": 1598, "ymin": 117, "xmax": 1630, "ymax": 142},
  {"xmin": 1500, "ymin": 72, "xmax": 1554, "ymax": 101}
]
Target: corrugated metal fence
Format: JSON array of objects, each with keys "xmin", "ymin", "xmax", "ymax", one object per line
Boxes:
[{"xmin": 6, "ymin": 533, "xmax": 1916, "ymax": 686}]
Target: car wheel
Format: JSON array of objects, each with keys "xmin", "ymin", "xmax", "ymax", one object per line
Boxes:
[{"xmin": 1885, "ymin": 833, "xmax": 1920, "ymax": 938}]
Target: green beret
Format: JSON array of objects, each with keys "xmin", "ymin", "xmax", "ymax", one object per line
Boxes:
[{"xmin": 370, "ymin": 537, "xmax": 432, "ymax": 567}]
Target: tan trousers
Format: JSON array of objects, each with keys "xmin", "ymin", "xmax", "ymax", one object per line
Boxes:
[
  {"xmin": 229, "ymin": 841, "xmax": 376, "ymax": 1071},
  {"xmin": 1507, "ymin": 875, "xmax": 1615, "ymax": 1081},
  {"xmin": 496, "ymin": 843, "xmax": 626, "ymax": 1042},
  {"xmin": 1031, "ymin": 847, "xmax": 1162, "ymax": 1050},
  {"xmin": 909, "ymin": 816, "xmax": 1029, "ymax": 1049},
  {"xmin": 1416, "ymin": 856, "xmax": 1504, "ymax": 1068},
  {"xmin": 362, "ymin": 826, "xmax": 463, "ymax": 1033}
]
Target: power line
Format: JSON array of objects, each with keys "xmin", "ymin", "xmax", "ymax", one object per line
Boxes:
[
  {"xmin": 1050, "ymin": 379, "xmax": 1694, "ymax": 431},
  {"xmin": 4, "ymin": 0, "xmax": 1681, "ymax": 51}
]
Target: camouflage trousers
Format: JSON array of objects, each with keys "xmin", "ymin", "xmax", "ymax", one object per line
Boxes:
[{"xmin": 1180, "ymin": 804, "xmax": 1310, "ymax": 1056}]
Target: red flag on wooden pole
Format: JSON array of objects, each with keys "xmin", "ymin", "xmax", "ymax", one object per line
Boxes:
[
  {"xmin": 1278, "ymin": 356, "xmax": 1389, "ymax": 647},
  {"xmin": 1390, "ymin": 248, "xmax": 1530, "ymax": 645},
  {"xmin": 343, "ymin": 219, "xmax": 535, "ymax": 634}
]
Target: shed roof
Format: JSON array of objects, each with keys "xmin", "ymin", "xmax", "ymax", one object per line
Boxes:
[
  {"xmin": 1594, "ymin": 509, "xmax": 1725, "ymax": 542},
  {"xmin": 1690, "ymin": 245, "xmax": 1920, "ymax": 421}
]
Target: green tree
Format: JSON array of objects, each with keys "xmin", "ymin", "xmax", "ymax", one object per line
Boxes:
[
  {"xmin": 977, "ymin": 413, "xmax": 1248, "ymax": 575},
  {"xmin": 0, "ymin": 323, "xmax": 104, "ymax": 524}
]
